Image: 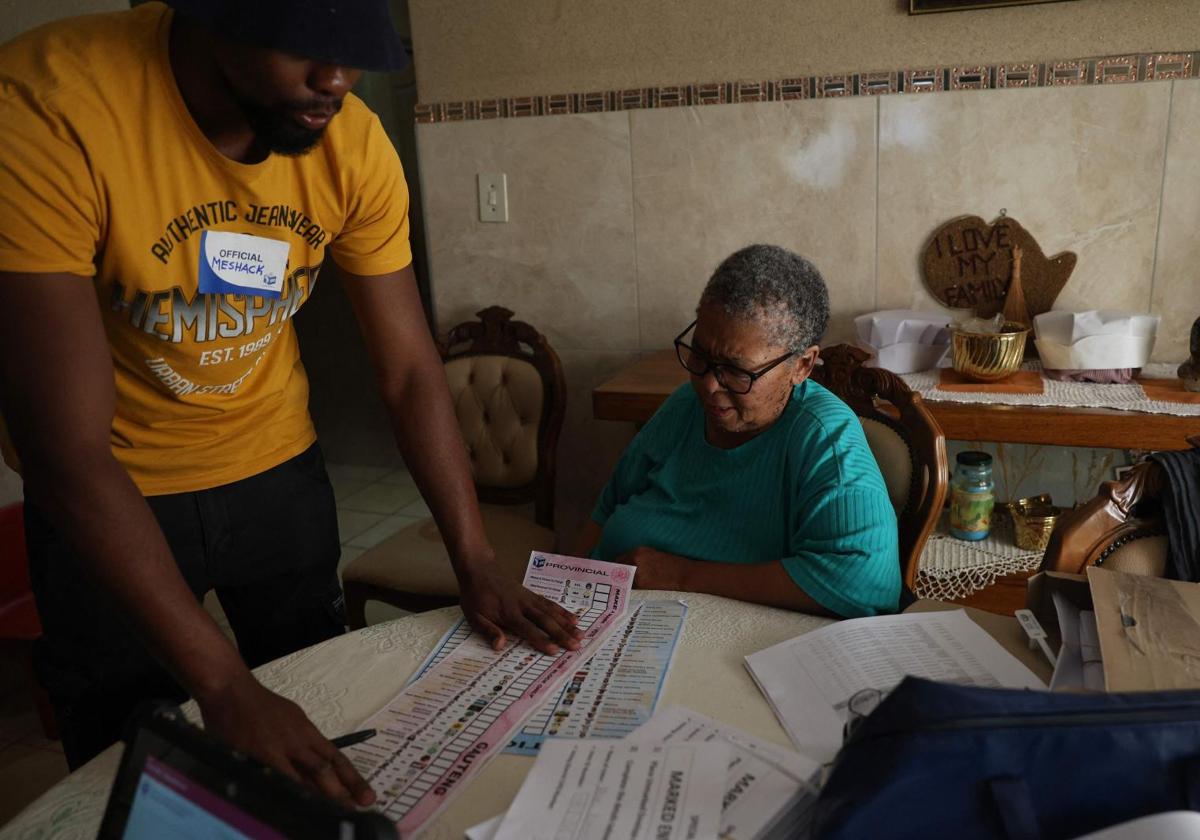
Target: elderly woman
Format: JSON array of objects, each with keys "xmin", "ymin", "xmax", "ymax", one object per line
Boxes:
[{"xmin": 577, "ymin": 245, "xmax": 899, "ymax": 617}]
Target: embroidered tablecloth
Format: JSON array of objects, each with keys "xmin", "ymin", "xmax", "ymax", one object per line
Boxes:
[
  {"xmin": 901, "ymin": 362, "xmax": 1200, "ymax": 417},
  {"xmin": 2, "ymin": 593, "xmax": 831, "ymax": 840},
  {"xmin": 914, "ymin": 513, "xmax": 1044, "ymax": 601}
]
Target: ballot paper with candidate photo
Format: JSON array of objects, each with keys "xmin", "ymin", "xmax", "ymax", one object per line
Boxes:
[
  {"xmin": 493, "ymin": 740, "xmax": 729, "ymax": 840},
  {"xmin": 630, "ymin": 706, "xmax": 821, "ymax": 840}
]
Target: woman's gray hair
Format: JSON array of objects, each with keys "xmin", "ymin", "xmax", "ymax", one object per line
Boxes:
[{"xmin": 698, "ymin": 244, "xmax": 830, "ymax": 352}]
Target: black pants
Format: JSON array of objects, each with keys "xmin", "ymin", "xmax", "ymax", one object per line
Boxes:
[{"xmin": 25, "ymin": 444, "xmax": 345, "ymax": 770}]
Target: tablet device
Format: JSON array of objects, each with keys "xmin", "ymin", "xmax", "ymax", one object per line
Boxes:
[{"xmin": 97, "ymin": 703, "xmax": 396, "ymax": 840}]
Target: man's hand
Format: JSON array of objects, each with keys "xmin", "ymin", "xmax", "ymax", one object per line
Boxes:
[
  {"xmin": 198, "ymin": 672, "xmax": 375, "ymax": 808},
  {"xmin": 459, "ymin": 564, "xmax": 582, "ymax": 655},
  {"xmin": 615, "ymin": 546, "xmax": 691, "ymax": 591}
]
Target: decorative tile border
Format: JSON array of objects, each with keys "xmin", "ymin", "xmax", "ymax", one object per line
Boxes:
[{"xmin": 413, "ymin": 50, "xmax": 1200, "ymax": 123}]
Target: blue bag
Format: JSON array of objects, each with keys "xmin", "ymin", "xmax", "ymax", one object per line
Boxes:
[{"xmin": 813, "ymin": 676, "xmax": 1200, "ymax": 840}]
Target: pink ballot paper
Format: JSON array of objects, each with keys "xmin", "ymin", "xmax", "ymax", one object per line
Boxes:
[{"xmin": 342, "ymin": 553, "xmax": 635, "ymax": 837}]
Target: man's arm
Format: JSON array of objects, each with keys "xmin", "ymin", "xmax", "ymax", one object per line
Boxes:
[
  {"xmin": 339, "ymin": 265, "xmax": 580, "ymax": 653},
  {"xmin": 0, "ymin": 271, "xmax": 373, "ymax": 806}
]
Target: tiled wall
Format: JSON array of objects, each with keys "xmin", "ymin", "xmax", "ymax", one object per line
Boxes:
[
  {"xmin": 412, "ymin": 52, "xmax": 1197, "ymax": 124},
  {"xmin": 417, "ymin": 78, "xmax": 1200, "ymax": 543},
  {"xmin": 408, "ymin": 0, "xmax": 1200, "ymax": 104}
]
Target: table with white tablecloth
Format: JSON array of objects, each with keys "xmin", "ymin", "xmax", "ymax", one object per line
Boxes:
[{"xmin": 2, "ymin": 592, "xmax": 836, "ymax": 840}]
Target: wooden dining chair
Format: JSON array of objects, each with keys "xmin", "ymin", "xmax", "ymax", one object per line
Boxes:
[
  {"xmin": 341, "ymin": 307, "xmax": 566, "ymax": 628},
  {"xmin": 812, "ymin": 344, "xmax": 949, "ymax": 593},
  {"xmin": 1041, "ymin": 458, "xmax": 1170, "ymax": 577}
]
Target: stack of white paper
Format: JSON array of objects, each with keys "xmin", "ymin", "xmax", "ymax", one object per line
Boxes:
[
  {"xmin": 629, "ymin": 706, "xmax": 820, "ymax": 840},
  {"xmin": 488, "ymin": 740, "xmax": 729, "ymax": 840},
  {"xmin": 854, "ymin": 310, "xmax": 952, "ymax": 374},
  {"xmin": 1033, "ymin": 310, "xmax": 1160, "ymax": 371},
  {"xmin": 744, "ymin": 610, "xmax": 1045, "ymax": 763}
]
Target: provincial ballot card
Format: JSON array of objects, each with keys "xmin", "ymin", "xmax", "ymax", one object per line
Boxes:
[{"xmin": 342, "ymin": 553, "xmax": 634, "ymax": 837}]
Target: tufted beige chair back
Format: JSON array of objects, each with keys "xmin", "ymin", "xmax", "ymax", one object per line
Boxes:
[
  {"xmin": 444, "ymin": 356, "xmax": 543, "ymax": 488},
  {"xmin": 340, "ymin": 307, "xmax": 565, "ymax": 628},
  {"xmin": 437, "ymin": 307, "xmax": 565, "ymax": 527},
  {"xmin": 858, "ymin": 417, "xmax": 914, "ymax": 516},
  {"xmin": 812, "ymin": 344, "xmax": 948, "ymax": 594}
]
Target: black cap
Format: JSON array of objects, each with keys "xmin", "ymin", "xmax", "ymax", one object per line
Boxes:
[
  {"xmin": 167, "ymin": 0, "xmax": 409, "ymax": 72},
  {"xmin": 956, "ymin": 451, "xmax": 993, "ymax": 467}
]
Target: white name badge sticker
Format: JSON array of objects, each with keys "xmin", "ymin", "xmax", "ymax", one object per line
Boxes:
[{"xmin": 197, "ymin": 231, "xmax": 290, "ymax": 299}]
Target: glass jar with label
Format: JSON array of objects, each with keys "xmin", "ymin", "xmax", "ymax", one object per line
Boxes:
[{"xmin": 949, "ymin": 451, "xmax": 995, "ymax": 541}]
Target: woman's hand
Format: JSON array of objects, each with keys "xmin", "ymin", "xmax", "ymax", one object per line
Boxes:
[{"xmin": 614, "ymin": 546, "xmax": 692, "ymax": 591}]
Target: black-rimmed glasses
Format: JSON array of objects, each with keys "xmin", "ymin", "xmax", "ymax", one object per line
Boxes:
[{"xmin": 673, "ymin": 320, "xmax": 794, "ymax": 395}]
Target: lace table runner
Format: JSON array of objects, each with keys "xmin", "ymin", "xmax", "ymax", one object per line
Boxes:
[
  {"xmin": 900, "ymin": 362, "xmax": 1200, "ymax": 417},
  {"xmin": 913, "ymin": 513, "xmax": 1044, "ymax": 601}
]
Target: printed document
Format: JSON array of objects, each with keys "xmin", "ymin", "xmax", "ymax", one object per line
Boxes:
[
  {"xmin": 745, "ymin": 609, "xmax": 1045, "ymax": 763},
  {"xmin": 412, "ymin": 600, "xmax": 688, "ymax": 755},
  {"xmin": 630, "ymin": 706, "xmax": 820, "ymax": 840},
  {"xmin": 492, "ymin": 739, "xmax": 729, "ymax": 840},
  {"xmin": 344, "ymin": 553, "xmax": 634, "ymax": 836}
]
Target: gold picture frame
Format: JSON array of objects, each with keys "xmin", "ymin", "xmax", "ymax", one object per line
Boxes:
[{"xmin": 910, "ymin": 0, "xmax": 1078, "ymax": 13}]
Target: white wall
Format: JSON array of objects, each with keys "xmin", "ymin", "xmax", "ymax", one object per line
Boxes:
[{"xmin": 418, "ymin": 79, "xmax": 1198, "ymax": 541}]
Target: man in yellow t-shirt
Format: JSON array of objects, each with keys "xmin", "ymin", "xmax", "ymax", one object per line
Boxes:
[{"xmin": 0, "ymin": 0, "xmax": 579, "ymax": 805}]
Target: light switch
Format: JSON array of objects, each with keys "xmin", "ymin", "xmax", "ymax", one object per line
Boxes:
[{"xmin": 478, "ymin": 173, "xmax": 508, "ymax": 223}]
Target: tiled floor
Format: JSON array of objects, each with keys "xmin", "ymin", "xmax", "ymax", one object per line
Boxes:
[
  {"xmin": 327, "ymin": 463, "xmax": 424, "ymax": 627},
  {"xmin": 0, "ymin": 463, "xmax": 422, "ymax": 828}
]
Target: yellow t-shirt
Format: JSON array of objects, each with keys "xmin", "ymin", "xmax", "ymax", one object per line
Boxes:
[{"xmin": 0, "ymin": 3, "xmax": 412, "ymax": 495}]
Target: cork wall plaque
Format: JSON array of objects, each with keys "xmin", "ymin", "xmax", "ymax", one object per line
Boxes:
[{"xmin": 921, "ymin": 214, "xmax": 1075, "ymax": 318}]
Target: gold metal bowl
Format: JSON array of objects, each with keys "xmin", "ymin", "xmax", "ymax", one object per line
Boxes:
[
  {"xmin": 951, "ymin": 322, "xmax": 1030, "ymax": 382},
  {"xmin": 1007, "ymin": 494, "xmax": 1061, "ymax": 552}
]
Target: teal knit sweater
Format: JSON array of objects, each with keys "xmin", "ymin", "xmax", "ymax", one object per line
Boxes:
[{"xmin": 591, "ymin": 380, "xmax": 900, "ymax": 617}]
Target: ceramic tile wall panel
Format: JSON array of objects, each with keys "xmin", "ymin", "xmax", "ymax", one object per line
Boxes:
[
  {"xmin": 417, "ymin": 113, "xmax": 637, "ymax": 351},
  {"xmin": 551, "ymin": 350, "xmax": 640, "ymax": 547},
  {"xmin": 630, "ymin": 97, "xmax": 878, "ymax": 350},
  {"xmin": 877, "ymin": 84, "xmax": 1171, "ymax": 323},
  {"xmin": 409, "ymin": 0, "xmax": 1200, "ymax": 104},
  {"xmin": 1151, "ymin": 80, "xmax": 1200, "ymax": 364}
]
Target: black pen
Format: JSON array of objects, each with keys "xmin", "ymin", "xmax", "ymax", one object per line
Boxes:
[{"xmin": 331, "ymin": 728, "xmax": 376, "ymax": 749}]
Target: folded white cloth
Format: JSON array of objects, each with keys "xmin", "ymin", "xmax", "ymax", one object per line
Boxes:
[
  {"xmin": 1033, "ymin": 310, "xmax": 1159, "ymax": 371},
  {"xmin": 854, "ymin": 310, "xmax": 952, "ymax": 374}
]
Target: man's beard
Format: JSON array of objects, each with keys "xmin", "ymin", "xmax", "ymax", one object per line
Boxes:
[{"xmin": 233, "ymin": 93, "xmax": 343, "ymax": 157}]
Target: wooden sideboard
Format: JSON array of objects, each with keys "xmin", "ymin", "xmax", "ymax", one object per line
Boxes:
[{"xmin": 592, "ymin": 349, "xmax": 1199, "ymax": 451}]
